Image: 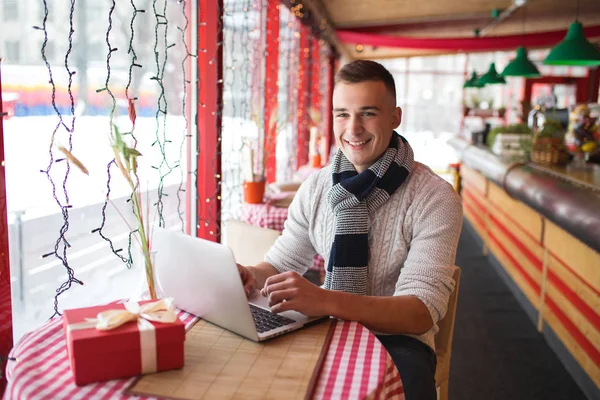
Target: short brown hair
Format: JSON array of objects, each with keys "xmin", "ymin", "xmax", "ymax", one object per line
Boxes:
[{"xmin": 335, "ymin": 60, "xmax": 396, "ymax": 100}]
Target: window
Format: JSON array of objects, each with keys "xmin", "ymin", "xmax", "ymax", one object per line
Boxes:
[
  {"xmin": 37, "ymin": 2, "xmax": 53, "ymax": 23},
  {"xmin": 4, "ymin": 0, "xmax": 195, "ymax": 343},
  {"xmin": 42, "ymin": 41, "xmax": 55, "ymax": 63},
  {"xmin": 89, "ymin": 41, "xmax": 105, "ymax": 63},
  {"xmin": 5, "ymin": 40, "xmax": 20, "ymax": 63},
  {"xmin": 3, "ymin": 0, "xmax": 18, "ymax": 21}
]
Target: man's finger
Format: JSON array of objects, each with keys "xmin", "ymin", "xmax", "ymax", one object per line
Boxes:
[
  {"xmin": 268, "ymin": 288, "xmax": 296, "ymax": 307},
  {"xmin": 264, "ymin": 273, "xmax": 287, "ymax": 288},
  {"xmin": 262, "ymin": 281, "xmax": 289, "ymax": 296},
  {"xmin": 271, "ymin": 299, "xmax": 295, "ymax": 314}
]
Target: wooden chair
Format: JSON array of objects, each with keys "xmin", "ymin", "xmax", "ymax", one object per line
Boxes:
[
  {"xmin": 434, "ymin": 266, "xmax": 462, "ymax": 400},
  {"xmin": 224, "ymin": 219, "xmax": 281, "ymax": 266}
]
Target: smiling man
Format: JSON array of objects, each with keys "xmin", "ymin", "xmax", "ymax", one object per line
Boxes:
[{"xmin": 237, "ymin": 60, "xmax": 463, "ymax": 399}]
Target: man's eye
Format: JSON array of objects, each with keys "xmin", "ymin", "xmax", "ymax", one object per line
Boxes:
[
  {"xmin": 335, "ymin": 113, "xmax": 348, "ymax": 118},
  {"xmin": 363, "ymin": 112, "xmax": 375, "ymax": 116}
]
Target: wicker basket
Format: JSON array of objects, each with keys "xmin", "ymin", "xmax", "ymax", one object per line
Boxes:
[{"xmin": 530, "ymin": 140, "xmax": 569, "ymax": 165}]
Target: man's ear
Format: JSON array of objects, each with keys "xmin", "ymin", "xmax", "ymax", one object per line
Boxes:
[{"xmin": 392, "ymin": 107, "xmax": 402, "ymax": 129}]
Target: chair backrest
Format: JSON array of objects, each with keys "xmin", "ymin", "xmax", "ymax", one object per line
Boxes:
[
  {"xmin": 224, "ymin": 219, "xmax": 281, "ymax": 266},
  {"xmin": 435, "ymin": 266, "xmax": 461, "ymax": 356}
]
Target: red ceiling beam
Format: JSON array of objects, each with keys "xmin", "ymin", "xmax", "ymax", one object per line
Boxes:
[{"xmin": 336, "ymin": 25, "xmax": 600, "ymax": 51}]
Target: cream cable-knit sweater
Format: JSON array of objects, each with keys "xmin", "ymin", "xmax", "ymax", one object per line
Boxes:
[{"xmin": 265, "ymin": 162, "xmax": 463, "ymax": 350}]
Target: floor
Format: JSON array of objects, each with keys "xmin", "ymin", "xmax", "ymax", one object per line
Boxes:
[{"xmin": 449, "ymin": 222, "xmax": 588, "ymax": 400}]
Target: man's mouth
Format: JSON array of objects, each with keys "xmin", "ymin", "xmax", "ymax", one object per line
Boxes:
[{"xmin": 344, "ymin": 138, "xmax": 372, "ymax": 148}]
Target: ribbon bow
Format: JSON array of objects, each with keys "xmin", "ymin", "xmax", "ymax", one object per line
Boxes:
[{"xmin": 93, "ymin": 297, "xmax": 177, "ymax": 330}]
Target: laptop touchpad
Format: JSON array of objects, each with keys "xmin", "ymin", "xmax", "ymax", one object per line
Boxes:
[{"xmin": 248, "ymin": 289, "xmax": 271, "ymax": 309}]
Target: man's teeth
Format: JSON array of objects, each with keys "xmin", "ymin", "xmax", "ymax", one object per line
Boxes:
[{"xmin": 347, "ymin": 140, "xmax": 368, "ymax": 146}]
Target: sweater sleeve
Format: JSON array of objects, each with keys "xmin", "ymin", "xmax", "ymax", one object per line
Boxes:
[
  {"xmin": 264, "ymin": 174, "xmax": 320, "ymax": 274},
  {"xmin": 393, "ymin": 178, "xmax": 463, "ymax": 325}
]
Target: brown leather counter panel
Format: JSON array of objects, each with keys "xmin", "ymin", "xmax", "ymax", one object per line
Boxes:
[{"xmin": 449, "ymin": 137, "xmax": 600, "ymax": 253}]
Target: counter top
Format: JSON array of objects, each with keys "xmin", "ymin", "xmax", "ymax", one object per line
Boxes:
[
  {"xmin": 448, "ymin": 137, "xmax": 600, "ymax": 253},
  {"xmin": 528, "ymin": 163, "xmax": 600, "ymax": 191}
]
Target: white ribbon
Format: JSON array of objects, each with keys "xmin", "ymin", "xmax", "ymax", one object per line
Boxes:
[{"xmin": 67, "ymin": 298, "xmax": 177, "ymax": 374}]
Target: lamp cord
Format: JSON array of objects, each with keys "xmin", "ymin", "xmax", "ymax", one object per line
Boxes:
[{"xmin": 521, "ymin": 6, "xmax": 526, "ymax": 45}]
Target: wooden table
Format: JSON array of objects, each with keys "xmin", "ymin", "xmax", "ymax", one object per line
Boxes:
[{"xmin": 4, "ymin": 307, "xmax": 404, "ymax": 399}]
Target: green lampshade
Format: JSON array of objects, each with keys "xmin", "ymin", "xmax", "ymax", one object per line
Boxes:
[
  {"xmin": 501, "ymin": 47, "xmax": 541, "ymax": 77},
  {"xmin": 477, "ymin": 62, "xmax": 506, "ymax": 85},
  {"xmin": 463, "ymin": 71, "xmax": 483, "ymax": 88},
  {"xmin": 543, "ymin": 21, "xmax": 600, "ymax": 66}
]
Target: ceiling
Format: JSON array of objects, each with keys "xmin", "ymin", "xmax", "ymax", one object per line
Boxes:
[{"xmin": 314, "ymin": 0, "xmax": 600, "ymax": 59}]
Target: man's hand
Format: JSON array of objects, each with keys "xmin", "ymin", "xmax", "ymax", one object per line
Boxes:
[
  {"xmin": 237, "ymin": 264, "xmax": 256, "ymax": 297},
  {"xmin": 262, "ymin": 271, "xmax": 328, "ymax": 317}
]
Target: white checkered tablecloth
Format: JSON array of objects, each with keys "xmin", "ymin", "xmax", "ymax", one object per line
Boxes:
[
  {"xmin": 241, "ymin": 203, "xmax": 325, "ymax": 272},
  {"xmin": 4, "ymin": 316, "xmax": 403, "ymax": 400}
]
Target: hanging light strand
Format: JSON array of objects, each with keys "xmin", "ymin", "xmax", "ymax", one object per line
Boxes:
[
  {"xmin": 92, "ymin": 0, "xmax": 137, "ymax": 272},
  {"xmin": 176, "ymin": 0, "xmax": 191, "ymax": 232},
  {"xmin": 152, "ymin": 0, "xmax": 172, "ymax": 228},
  {"xmin": 92, "ymin": 160, "xmax": 136, "ymax": 268},
  {"xmin": 36, "ymin": 0, "xmax": 83, "ymax": 318}
]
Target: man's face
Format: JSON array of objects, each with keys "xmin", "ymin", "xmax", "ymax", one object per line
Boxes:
[{"xmin": 332, "ymin": 81, "xmax": 401, "ymax": 173}]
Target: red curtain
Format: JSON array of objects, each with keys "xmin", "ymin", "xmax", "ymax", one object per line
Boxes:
[
  {"xmin": 196, "ymin": 0, "xmax": 223, "ymax": 241},
  {"xmin": 0, "ymin": 62, "xmax": 14, "ymax": 395},
  {"xmin": 264, "ymin": 0, "xmax": 280, "ymax": 183},
  {"xmin": 296, "ymin": 24, "xmax": 311, "ymax": 169}
]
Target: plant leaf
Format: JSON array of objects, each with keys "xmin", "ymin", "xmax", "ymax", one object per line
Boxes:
[
  {"xmin": 127, "ymin": 147, "xmax": 143, "ymax": 157},
  {"xmin": 58, "ymin": 146, "xmax": 89, "ymax": 175}
]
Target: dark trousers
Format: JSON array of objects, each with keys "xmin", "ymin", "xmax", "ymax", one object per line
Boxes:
[{"xmin": 376, "ymin": 334, "xmax": 437, "ymax": 400}]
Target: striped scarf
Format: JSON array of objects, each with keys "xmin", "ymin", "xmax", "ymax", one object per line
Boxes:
[{"xmin": 325, "ymin": 132, "xmax": 414, "ymax": 294}]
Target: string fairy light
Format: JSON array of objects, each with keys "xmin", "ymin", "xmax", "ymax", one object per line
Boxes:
[
  {"xmin": 176, "ymin": 0, "xmax": 192, "ymax": 231},
  {"xmin": 36, "ymin": 0, "xmax": 84, "ymax": 318},
  {"xmin": 34, "ymin": 0, "xmax": 193, "ymax": 316}
]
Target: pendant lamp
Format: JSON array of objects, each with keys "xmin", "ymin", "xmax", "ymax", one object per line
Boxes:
[
  {"xmin": 543, "ymin": 21, "xmax": 600, "ymax": 66},
  {"xmin": 502, "ymin": 47, "xmax": 541, "ymax": 77},
  {"xmin": 477, "ymin": 62, "xmax": 506, "ymax": 86},
  {"xmin": 463, "ymin": 71, "xmax": 484, "ymax": 88},
  {"xmin": 501, "ymin": 7, "xmax": 541, "ymax": 77}
]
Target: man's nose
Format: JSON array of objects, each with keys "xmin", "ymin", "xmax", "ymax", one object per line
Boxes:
[{"xmin": 348, "ymin": 115, "xmax": 363, "ymax": 135}]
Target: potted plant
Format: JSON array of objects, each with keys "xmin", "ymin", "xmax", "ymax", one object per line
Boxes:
[
  {"xmin": 531, "ymin": 119, "xmax": 569, "ymax": 165},
  {"xmin": 58, "ymin": 101, "xmax": 159, "ymax": 299},
  {"xmin": 496, "ymin": 106, "xmax": 506, "ymax": 118},
  {"xmin": 488, "ymin": 122, "xmax": 533, "ymax": 162},
  {"xmin": 244, "ymin": 105, "xmax": 287, "ymax": 203},
  {"xmin": 486, "ymin": 122, "xmax": 532, "ymax": 149}
]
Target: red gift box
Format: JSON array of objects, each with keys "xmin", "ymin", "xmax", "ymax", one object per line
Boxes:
[{"xmin": 63, "ymin": 299, "xmax": 185, "ymax": 386}]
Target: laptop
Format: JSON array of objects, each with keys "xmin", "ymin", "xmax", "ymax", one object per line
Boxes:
[{"xmin": 151, "ymin": 228, "xmax": 325, "ymax": 342}]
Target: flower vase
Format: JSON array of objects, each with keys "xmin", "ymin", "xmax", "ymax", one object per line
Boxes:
[
  {"xmin": 310, "ymin": 153, "xmax": 322, "ymax": 168},
  {"xmin": 134, "ymin": 250, "xmax": 162, "ymax": 301},
  {"xmin": 243, "ymin": 180, "xmax": 266, "ymax": 204}
]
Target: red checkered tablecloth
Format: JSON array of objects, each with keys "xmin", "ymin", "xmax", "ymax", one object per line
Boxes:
[
  {"xmin": 4, "ymin": 314, "xmax": 402, "ymax": 399},
  {"xmin": 241, "ymin": 203, "xmax": 325, "ymax": 272}
]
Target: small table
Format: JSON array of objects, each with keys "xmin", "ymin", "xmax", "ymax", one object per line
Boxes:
[{"xmin": 4, "ymin": 309, "xmax": 404, "ymax": 399}]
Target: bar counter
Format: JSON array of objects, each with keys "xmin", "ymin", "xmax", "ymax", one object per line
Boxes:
[
  {"xmin": 449, "ymin": 137, "xmax": 600, "ymax": 253},
  {"xmin": 449, "ymin": 137, "xmax": 600, "ymax": 399}
]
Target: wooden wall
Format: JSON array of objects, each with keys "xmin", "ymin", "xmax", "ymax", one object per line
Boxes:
[{"xmin": 461, "ymin": 165, "xmax": 600, "ymax": 391}]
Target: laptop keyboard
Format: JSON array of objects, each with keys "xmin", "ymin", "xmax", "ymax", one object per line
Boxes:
[{"xmin": 249, "ymin": 304, "xmax": 296, "ymax": 333}]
